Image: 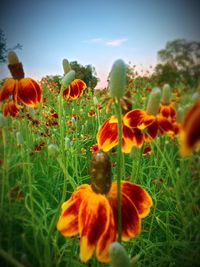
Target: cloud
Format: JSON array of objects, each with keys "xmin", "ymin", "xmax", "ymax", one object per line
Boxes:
[
  {"xmin": 82, "ymin": 38, "xmax": 104, "ymax": 43},
  {"xmin": 106, "ymin": 38, "xmax": 128, "ymax": 46},
  {"xmin": 82, "ymin": 38, "xmax": 128, "ymax": 46}
]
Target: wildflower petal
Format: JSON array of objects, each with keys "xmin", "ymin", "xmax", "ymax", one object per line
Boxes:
[
  {"xmin": 121, "ymin": 181, "xmax": 153, "ymax": 218},
  {"xmin": 68, "ymin": 79, "xmax": 86, "ymax": 99},
  {"xmin": 122, "ymin": 125, "xmax": 144, "ymax": 153},
  {"xmin": 79, "ymin": 192, "xmax": 112, "ymax": 262},
  {"xmin": 3, "ymin": 101, "xmax": 20, "ymax": 117},
  {"xmin": 145, "ymin": 121, "xmax": 158, "ymax": 140},
  {"xmin": 157, "ymin": 116, "xmax": 173, "ymax": 134},
  {"xmin": 0, "ymin": 79, "xmax": 17, "ymax": 101},
  {"xmin": 180, "ymin": 100, "xmax": 200, "ymax": 156},
  {"xmin": 97, "ymin": 116, "xmax": 118, "ymax": 152},
  {"xmin": 18, "ymin": 78, "xmax": 42, "ymax": 106},
  {"xmin": 123, "ymin": 109, "xmax": 154, "ymax": 128},
  {"xmin": 57, "ymin": 184, "xmax": 90, "ymax": 237},
  {"xmin": 108, "ymin": 182, "xmax": 141, "ymax": 241}
]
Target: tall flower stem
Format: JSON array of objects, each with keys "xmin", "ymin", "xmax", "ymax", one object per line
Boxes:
[{"xmin": 115, "ymin": 98, "xmax": 123, "ymax": 243}]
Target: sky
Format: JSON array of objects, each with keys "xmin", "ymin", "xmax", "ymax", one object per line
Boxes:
[{"xmin": 0, "ymin": 0, "xmax": 199, "ymax": 88}]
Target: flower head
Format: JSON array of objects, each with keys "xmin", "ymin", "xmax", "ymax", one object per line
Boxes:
[
  {"xmin": 180, "ymin": 100, "xmax": 200, "ymax": 156},
  {"xmin": 0, "ymin": 51, "xmax": 42, "ymax": 117},
  {"xmin": 62, "ymin": 79, "xmax": 86, "ymax": 99},
  {"xmin": 57, "ymin": 151, "xmax": 152, "ymax": 263}
]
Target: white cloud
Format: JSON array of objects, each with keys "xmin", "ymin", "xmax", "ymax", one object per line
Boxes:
[
  {"xmin": 106, "ymin": 38, "xmax": 128, "ymax": 46},
  {"xmin": 82, "ymin": 38, "xmax": 104, "ymax": 43},
  {"xmin": 82, "ymin": 38, "xmax": 128, "ymax": 46}
]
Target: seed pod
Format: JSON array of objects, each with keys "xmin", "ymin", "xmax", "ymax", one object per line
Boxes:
[
  {"xmin": 109, "ymin": 59, "xmax": 126, "ymax": 99},
  {"xmin": 146, "ymin": 87, "xmax": 161, "ymax": 115},
  {"xmin": 61, "ymin": 70, "xmax": 75, "ymax": 88},
  {"xmin": 109, "ymin": 242, "xmax": 131, "ymax": 267},
  {"xmin": 7, "ymin": 51, "xmax": 24, "ymax": 79},
  {"xmin": 161, "ymin": 84, "xmax": 171, "ymax": 105},
  {"xmin": 62, "ymin": 58, "xmax": 71, "ymax": 74},
  {"xmin": 91, "ymin": 151, "xmax": 111, "ymax": 194}
]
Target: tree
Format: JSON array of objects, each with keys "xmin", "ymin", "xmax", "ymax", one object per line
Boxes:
[
  {"xmin": 0, "ymin": 28, "xmax": 22, "ymax": 64},
  {"xmin": 70, "ymin": 61, "xmax": 99, "ymax": 92},
  {"xmin": 154, "ymin": 39, "xmax": 200, "ymax": 88}
]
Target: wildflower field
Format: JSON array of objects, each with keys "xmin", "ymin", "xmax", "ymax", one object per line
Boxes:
[{"xmin": 0, "ymin": 53, "xmax": 200, "ymax": 267}]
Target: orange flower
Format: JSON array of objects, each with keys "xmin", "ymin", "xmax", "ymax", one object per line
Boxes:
[
  {"xmin": 57, "ymin": 181, "xmax": 152, "ymax": 263},
  {"xmin": 180, "ymin": 100, "xmax": 200, "ymax": 156},
  {"xmin": 0, "ymin": 52, "xmax": 42, "ymax": 117},
  {"xmin": 159, "ymin": 103, "xmax": 176, "ymax": 122},
  {"xmin": 62, "ymin": 79, "xmax": 86, "ymax": 99},
  {"xmin": 88, "ymin": 110, "xmax": 96, "ymax": 117},
  {"xmin": 97, "ymin": 110, "xmax": 173, "ymax": 153}
]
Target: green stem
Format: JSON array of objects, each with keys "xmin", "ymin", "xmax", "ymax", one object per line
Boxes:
[
  {"xmin": 0, "ymin": 249, "xmax": 24, "ymax": 267},
  {"xmin": 115, "ymin": 98, "xmax": 123, "ymax": 243}
]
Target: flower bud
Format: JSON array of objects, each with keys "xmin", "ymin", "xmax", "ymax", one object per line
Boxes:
[
  {"xmin": 109, "ymin": 242, "xmax": 131, "ymax": 267},
  {"xmin": 16, "ymin": 132, "xmax": 24, "ymax": 146},
  {"xmin": 176, "ymin": 107, "xmax": 184, "ymax": 123},
  {"xmin": 0, "ymin": 113, "xmax": 6, "ymax": 127},
  {"xmin": 109, "ymin": 59, "xmax": 126, "ymax": 98},
  {"xmin": 146, "ymin": 87, "xmax": 161, "ymax": 115},
  {"xmin": 64, "ymin": 136, "xmax": 71, "ymax": 150},
  {"xmin": 61, "ymin": 70, "xmax": 75, "ymax": 88},
  {"xmin": 28, "ymin": 107, "xmax": 35, "ymax": 118},
  {"xmin": 161, "ymin": 84, "xmax": 171, "ymax": 105},
  {"xmin": 62, "ymin": 59, "xmax": 71, "ymax": 74},
  {"xmin": 48, "ymin": 144, "xmax": 59, "ymax": 157},
  {"xmin": 93, "ymin": 96, "xmax": 99, "ymax": 105},
  {"xmin": 91, "ymin": 151, "xmax": 111, "ymax": 194}
]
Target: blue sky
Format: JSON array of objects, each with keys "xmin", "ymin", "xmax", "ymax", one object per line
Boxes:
[{"xmin": 0, "ymin": 0, "xmax": 199, "ymax": 88}]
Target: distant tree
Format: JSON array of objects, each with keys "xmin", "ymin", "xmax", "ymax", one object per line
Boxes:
[
  {"xmin": 154, "ymin": 39, "xmax": 200, "ymax": 88},
  {"xmin": 0, "ymin": 28, "xmax": 22, "ymax": 64},
  {"xmin": 70, "ymin": 61, "xmax": 99, "ymax": 92}
]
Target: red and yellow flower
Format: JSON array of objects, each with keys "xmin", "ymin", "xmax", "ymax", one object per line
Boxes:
[
  {"xmin": 180, "ymin": 100, "xmax": 200, "ymax": 156},
  {"xmin": 57, "ymin": 181, "xmax": 152, "ymax": 263},
  {"xmin": 0, "ymin": 52, "xmax": 42, "ymax": 117},
  {"xmin": 62, "ymin": 79, "xmax": 86, "ymax": 100},
  {"xmin": 97, "ymin": 109, "xmax": 173, "ymax": 153}
]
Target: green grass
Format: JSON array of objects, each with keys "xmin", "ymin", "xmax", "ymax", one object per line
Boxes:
[{"xmin": 0, "ymin": 82, "xmax": 200, "ymax": 267}]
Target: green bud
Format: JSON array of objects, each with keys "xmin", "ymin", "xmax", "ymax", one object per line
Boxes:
[
  {"xmin": 61, "ymin": 70, "xmax": 75, "ymax": 88},
  {"xmin": 109, "ymin": 59, "xmax": 126, "ymax": 98},
  {"xmin": 62, "ymin": 59, "xmax": 71, "ymax": 74},
  {"xmin": 146, "ymin": 87, "xmax": 161, "ymax": 115},
  {"xmin": 109, "ymin": 242, "xmax": 131, "ymax": 267},
  {"xmin": 0, "ymin": 113, "xmax": 6, "ymax": 127},
  {"xmin": 28, "ymin": 107, "xmax": 35, "ymax": 118},
  {"xmin": 16, "ymin": 132, "xmax": 24, "ymax": 146},
  {"xmin": 64, "ymin": 136, "xmax": 71, "ymax": 150},
  {"xmin": 8, "ymin": 51, "xmax": 19, "ymax": 65},
  {"xmin": 48, "ymin": 144, "xmax": 59, "ymax": 157},
  {"xmin": 93, "ymin": 96, "xmax": 99, "ymax": 105},
  {"xmin": 176, "ymin": 107, "xmax": 184, "ymax": 123},
  {"xmin": 161, "ymin": 84, "xmax": 171, "ymax": 105}
]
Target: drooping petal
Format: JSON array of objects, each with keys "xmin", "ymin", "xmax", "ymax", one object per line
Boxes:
[
  {"xmin": 97, "ymin": 116, "xmax": 118, "ymax": 152},
  {"xmin": 96, "ymin": 202, "xmax": 116, "ymax": 263},
  {"xmin": 145, "ymin": 120, "xmax": 159, "ymax": 140},
  {"xmin": 159, "ymin": 104, "xmax": 176, "ymax": 122},
  {"xmin": 79, "ymin": 192, "xmax": 113, "ymax": 263},
  {"xmin": 122, "ymin": 125, "xmax": 144, "ymax": 152},
  {"xmin": 123, "ymin": 109, "xmax": 154, "ymax": 129},
  {"xmin": 107, "ymin": 182, "xmax": 141, "ymax": 241},
  {"xmin": 121, "ymin": 181, "xmax": 153, "ymax": 218},
  {"xmin": 62, "ymin": 86, "xmax": 70, "ymax": 99},
  {"xmin": 180, "ymin": 100, "xmax": 200, "ymax": 156},
  {"xmin": 18, "ymin": 78, "xmax": 42, "ymax": 106},
  {"xmin": 157, "ymin": 116, "xmax": 173, "ymax": 135},
  {"xmin": 57, "ymin": 184, "xmax": 91, "ymax": 237},
  {"xmin": 0, "ymin": 79, "xmax": 17, "ymax": 101},
  {"xmin": 3, "ymin": 101, "xmax": 20, "ymax": 117}
]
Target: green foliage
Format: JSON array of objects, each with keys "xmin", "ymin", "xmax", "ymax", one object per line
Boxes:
[
  {"xmin": 154, "ymin": 39, "xmax": 200, "ymax": 89},
  {"xmin": 70, "ymin": 61, "xmax": 99, "ymax": 92}
]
